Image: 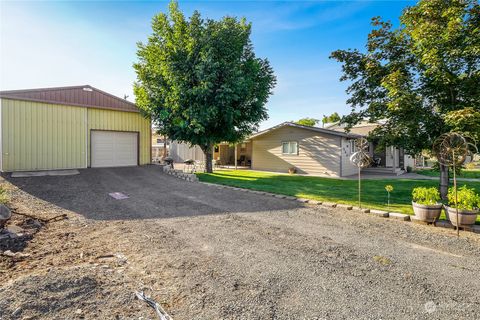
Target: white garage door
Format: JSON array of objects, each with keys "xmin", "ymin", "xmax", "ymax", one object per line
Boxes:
[{"xmin": 91, "ymin": 131, "xmax": 138, "ymax": 168}]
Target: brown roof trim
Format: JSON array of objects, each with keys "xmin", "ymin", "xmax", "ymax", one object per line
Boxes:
[
  {"xmin": 249, "ymin": 122, "xmax": 363, "ymax": 139},
  {"xmin": 0, "ymin": 85, "xmax": 140, "ymax": 113},
  {"xmin": 0, "ymin": 96, "xmax": 141, "ymax": 113}
]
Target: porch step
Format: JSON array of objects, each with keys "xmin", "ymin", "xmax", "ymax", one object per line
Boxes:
[{"xmin": 361, "ymin": 168, "xmax": 405, "ymax": 176}]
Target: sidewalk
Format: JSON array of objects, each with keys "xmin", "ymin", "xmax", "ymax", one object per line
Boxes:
[{"xmin": 343, "ymin": 172, "xmax": 480, "ymax": 181}]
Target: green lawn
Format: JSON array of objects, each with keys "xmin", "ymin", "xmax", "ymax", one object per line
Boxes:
[
  {"xmin": 415, "ymin": 168, "xmax": 480, "ymax": 179},
  {"xmin": 197, "ymin": 170, "xmax": 480, "ymax": 222}
]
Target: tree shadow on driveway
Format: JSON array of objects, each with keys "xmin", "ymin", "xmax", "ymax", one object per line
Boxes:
[{"xmin": 3, "ymin": 166, "xmax": 302, "ymax": 221}]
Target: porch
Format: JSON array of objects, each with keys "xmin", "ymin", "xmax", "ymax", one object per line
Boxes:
[
  {"xmin": 213, "ymin": 141, "xmax": 252, "ymax": 168},
  {"xmin": 362, "ymin": 144, "xmax": 405, "ymax": 176}
]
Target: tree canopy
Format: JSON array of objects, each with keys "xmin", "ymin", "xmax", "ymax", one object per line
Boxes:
[
  {"xmin": 321, "ymin": 112, "xmax": 341, "ymax": 126},
  {"xmin": 330, "ymin": 0, "xmax": 479, "ymax": 196},
  {"xmin": 330, "ymin": 0, "xmax": 479, "ymax": 154},
  {"xmin": 295, "ymin": 118, "xmax": 319, "ymax": 127},
  {"xmin": 134, "ymin": 1, "xmax": 276, "ymax": 172}
]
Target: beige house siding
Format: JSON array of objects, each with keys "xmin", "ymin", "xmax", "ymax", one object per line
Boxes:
[
  {"xmin": 251, "ymin": 126, "xmax": 342, "ymax": 176},
  {"xmin": 340, "ymin": 137, "xmax": 357, "ymax": 176}
]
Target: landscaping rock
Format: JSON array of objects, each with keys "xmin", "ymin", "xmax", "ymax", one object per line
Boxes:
[
  {"xmin": 307, "ymin": 200, "xmax": 321, "ymax": 205},
  {"xmin": 296, "ymin": 198, "xmax": 309, "ymax": 203},
  {"xmin": 471, "ymin": 225, "xmax": 480, "ymax": 234},
  {"xmin": 389, "ymin": 212, "xmax": 411, "ymax": 221},
  {"xmin": 284, "ymin": 196, "xmax": 297, "ymax": 201},
  {"xmin": 321, "ymin": 202, "xmax": 337, "ymax": 208},
  {"xmin": 274, "ymin": 194, "xmax": 286, "ymax": 199},
  {"xmin": 336, "ymin": 204, "xmax": 353, "ymax": 210},
  {"xmin": 433, "ymin": 220, "xmax": 454, "ymax": 229},
  {"xmin": 0, "ymin": 204, "xmax": 11, "ymax": 228},
  {"xmin": 410, "ymin": 216, "xmax": 431, "ymax": 225},
  {"xmin": 369, "ymin": 210, "xmax": 389, "ymax": 218}
]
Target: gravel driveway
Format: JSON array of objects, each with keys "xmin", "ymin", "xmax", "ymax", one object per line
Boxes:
[
  {"xmin": 1, "ymin": 166, "xmax": 479, "ymax": 319},
  {"xmin": 5, "ymin": 166, "xmax": 300, "ymax": 220}
]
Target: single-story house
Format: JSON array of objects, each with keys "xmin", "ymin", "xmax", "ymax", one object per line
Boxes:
[
  {"xmin": 326, "ymin": 120, "xmax": 415, "ymax": 173},
  {"xmin": 171, "ymin": 122, "xmax": 363, "ymax": 177},
  {"xmin": 248, "ymin": 122, "xmax": 362, "ymax": 176},
  {"xmin": 0, "ymin": 85, "xmax": 151, "ymax": 172},
  {"xmin": 170, "ymin": 121, "xmax": 412, "ymax": 177}
]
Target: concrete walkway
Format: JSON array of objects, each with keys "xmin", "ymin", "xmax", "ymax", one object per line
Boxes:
[{"xmin": 344, "ymin": 172, "xmax": 480, "ymax": 181}]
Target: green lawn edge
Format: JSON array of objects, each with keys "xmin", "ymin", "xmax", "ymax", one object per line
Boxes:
[
  {"xmin": 197, "ymin": 170, "xmax": 480, "ymax": 223},
  {"xmin": 415, "ymin": 168, "xmax": 480, "ymax": 179}
]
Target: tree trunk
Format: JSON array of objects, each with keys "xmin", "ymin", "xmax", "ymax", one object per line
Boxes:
[
  {"xmin": 439, "ymin": 163, "xmax": 449, "ymax": 200},
  {"xmin": 202, "ymin": 144, "xmax": 213, "ymax": 173}
]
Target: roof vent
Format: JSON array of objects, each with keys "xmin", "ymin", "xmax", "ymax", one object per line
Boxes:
[{"xmin": 83, "ymin": 87, "xmax": 93, "ymax": 92}]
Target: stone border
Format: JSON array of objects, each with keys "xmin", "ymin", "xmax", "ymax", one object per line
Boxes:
[
  {"xmin": 162, "ymin": 166, "xmax": 199, "ymax": 182},
  {"xmin": 197, "ymin": 181, "xmax": 480, "ymax": 235}
]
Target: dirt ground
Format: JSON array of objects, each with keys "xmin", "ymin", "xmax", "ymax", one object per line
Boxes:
[{"xmin": 1, "ymin": 167, "xmax": 480, "ymax": 319}]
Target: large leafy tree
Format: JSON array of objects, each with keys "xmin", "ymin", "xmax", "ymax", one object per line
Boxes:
[
  {"xmin": 330, "ymin": 0, "xmax": 480, "ymax": 197},
  {"xmin": 134, "ymin": 1, "xmax": 276, "ymax": 172},
  {"xmin": 322, "ymin": 112, "xmax": 341, "ymax": 126},
  {"xmin": 295, "ymin": 118, "xmax": 319, "ymax": 127}
]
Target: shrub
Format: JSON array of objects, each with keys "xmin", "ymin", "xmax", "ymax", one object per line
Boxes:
[
  {"xmin": 465, "ymin": 162, "xmax": 476, "ymax": 170},
  {"xmin": 447, "ymin": 185, "xmax": 480, "ymax": 211},
  {"xmin": 412, "ymin": 187, "xmax": 441, "ymax": 205},
  {"xmin": 0, "ymin": 186, "xmax": 7, "ymax": 205}
]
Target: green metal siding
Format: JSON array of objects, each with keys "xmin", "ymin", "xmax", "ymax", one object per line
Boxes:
[
  {"xmin": 1, "ymin": 98, "xmax": 87, "ymax": 171},
  {"xmin": 0, "ymin": 98, "xmax": 151, "ymax": 171},
  {"xmin": 87, "ymin": 109, "xmax": 151, "ymax": 166}
]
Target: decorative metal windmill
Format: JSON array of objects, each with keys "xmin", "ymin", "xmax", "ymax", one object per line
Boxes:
[
  {"xmin": 349, "ymin": 138, "xmax": 372, "ymax": 208},
  {"xmin": 433, "ymin": 132, "xmax": 478, "ymax": 236}
]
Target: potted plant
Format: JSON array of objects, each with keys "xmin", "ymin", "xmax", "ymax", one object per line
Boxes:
[
  {"xmin": 288, "ymin": 167, "xmax": 297, "ymax": 174},
  {"xmin": 412, "ymin": 187, "xmax": 442, "ymax": 222},
  {"xmin": 445, "ymin": 186, "xmax": 480, "ymax": 227}
]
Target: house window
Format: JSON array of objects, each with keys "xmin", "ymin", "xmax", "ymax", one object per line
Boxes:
[
  {"xmin": 282, "ymin": 141, "xmax": 298, "ymax": 155},
  {"xmin": 157, "ymin": 138, "xmax": 162, "ymax": 144}
]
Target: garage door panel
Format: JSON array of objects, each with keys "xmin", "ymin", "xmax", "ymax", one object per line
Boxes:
[{"xmin": 91, "ymin": 131, "xmax": 138, "ymax": 168}]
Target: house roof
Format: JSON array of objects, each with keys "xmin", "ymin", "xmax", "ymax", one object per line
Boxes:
[
  {"xmin": 325, "ymin": 120, "xmax": 383, "ymax": 136},
  {"xmin": 249, "ymin": 122, "xmax": 363, "ymax": 140},
  {"xmin": 0, "ymin": 85, "xmax": 140, "ymax": 113}
]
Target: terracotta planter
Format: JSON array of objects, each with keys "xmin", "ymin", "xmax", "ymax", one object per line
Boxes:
[
  {"xmin": 412, "ymin": 201, "xmax": 443, "ymax": 222},
  {"xmin": 445, "ymin": 206, "xmax": 479, "ymax": 227}
]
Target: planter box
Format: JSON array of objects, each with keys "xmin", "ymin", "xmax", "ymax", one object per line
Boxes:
[
  {"xmin": 412, "ymin": 202, "xmax": 442, "ymax": 222},
  {"xmin": 445, "ymin": 206, "xmax": 479, "ymax": 227}
]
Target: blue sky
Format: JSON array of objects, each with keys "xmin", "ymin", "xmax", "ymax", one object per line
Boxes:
[{"xmin": 0, "ymin": 0, "xmax": 414, "ymax": 129}]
